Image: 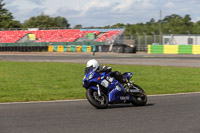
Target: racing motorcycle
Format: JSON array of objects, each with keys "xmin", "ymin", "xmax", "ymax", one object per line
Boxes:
[{"xmin": 82, "ymin": 67, "xmax": 147, "ymax": 109}]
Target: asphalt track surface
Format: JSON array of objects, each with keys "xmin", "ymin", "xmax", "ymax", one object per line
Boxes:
[
  {"xmin": 1, "ymin": 52, "xmax": 200, "ymax": 67},
  {"xmin": 1, "ymin": 52, "xmax": 200, "ymax": 133},
  {"xmin": 1, "ymin": 93, "xmax": 200, "ymax": 133}
]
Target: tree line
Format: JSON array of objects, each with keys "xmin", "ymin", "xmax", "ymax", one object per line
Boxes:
[
  {"xmin": 1, "ymin": 0, "xmax": 200, "ymax": 36},
  {"xmin": 0, "ymin": 0, "xmax": 70, "ymax": 29}
]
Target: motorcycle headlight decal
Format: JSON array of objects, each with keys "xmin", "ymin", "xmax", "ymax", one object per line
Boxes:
[{"xmin": 87, "ymin": 72, "xmax": 94, "ymax": 80}]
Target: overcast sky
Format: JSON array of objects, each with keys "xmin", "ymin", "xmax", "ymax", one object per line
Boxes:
[{"xmin": 4, "ymin": 0, "xmax": 200, "ymax": 27}]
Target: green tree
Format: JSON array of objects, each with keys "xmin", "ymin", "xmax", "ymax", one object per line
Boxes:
[
  {"xmin": 54, "ymin": 16, "xmax": 70, "ymax": 28},
  {"xmin": 103, "ymin": 25, "xmax": 111, "ymax": 29},
  {"xmin": 193, "ymin": 21, "xmax": 200, "ymax": 34},
  {"xmin": 23, "ymin": 14, "xmax": 70, "ymax": 28},
  {"xmin": 106, "ymin": 14, "xmax": 195, "ymax": 36},
  {"xmin": 111, "ymin": 23, "xmax": 125, "ymax": 28},
  {"xmin": 161, "ymin": 14, "xmax": 194, "ymax": 34},
  {"xmin": 0, "ymin": 0, "xmax": 21, "ymax": 28},
  {"xmin": 73, "ymin": 24, "xmax": 82, "ymax": 29}
]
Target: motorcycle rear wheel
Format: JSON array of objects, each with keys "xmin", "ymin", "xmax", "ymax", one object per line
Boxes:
[
  {"xmin": 131, "ymin": 84, "xmax": 147, "ymax": 106},
  {"xmin": 86, "ymin": 89, "xmax": 108, "ymax": 109}
]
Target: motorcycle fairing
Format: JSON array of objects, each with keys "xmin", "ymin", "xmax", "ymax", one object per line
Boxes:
[{"xmin": 83, "ymin": 68, "xmax": 134, "ymax": 103}]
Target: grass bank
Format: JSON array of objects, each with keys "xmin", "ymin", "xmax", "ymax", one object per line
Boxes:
[{"xmin": 0, "ymin": 61, "xmax": 200, "ymax": 102}]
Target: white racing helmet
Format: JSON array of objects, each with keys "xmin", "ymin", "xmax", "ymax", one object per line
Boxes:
[{"xmin": 86, "ymin": 59, "xmax": 99, "ymax": 71}]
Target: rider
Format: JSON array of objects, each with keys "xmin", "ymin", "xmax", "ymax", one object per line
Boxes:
[{"xmin": 86, "ymin": 59, "xmax": 127, "ymax": 84}]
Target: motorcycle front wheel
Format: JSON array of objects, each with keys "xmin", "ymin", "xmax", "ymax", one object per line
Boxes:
[
  {"xmin": 86, "ymin": 89, "xmax": 108, "ymax": 109},
  {"xmin": 131, "ymin": 84, "xmax": 147, "ymax": 106}
]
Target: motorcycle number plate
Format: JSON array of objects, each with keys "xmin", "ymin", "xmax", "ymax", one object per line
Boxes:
[{"xmin": 120, "ymin": 96, "xmax": 129, "ymax": 100}]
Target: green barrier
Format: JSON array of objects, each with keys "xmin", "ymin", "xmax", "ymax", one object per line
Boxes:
[
  {"xmin": 0, "ymin": 41, "xmax": 105, "ymax": 47},
  {"xmin": 66, "ymin": 42, "xmax": 104, "ymax": 45},
  {"xmin": 90, "ymin": 45, "xmax": 94, "ymax": 52},
  {"xmin": 53, "ymin": 45, "xmax": 58, "ymax": 52},
  {"xmin": 3, "ymin": 42, "xmax": 104, "ymax": 46},
  {"xmin": 64, "ymin": 45, "xmax": 68, "ymax": 52},
  {"xmin": 0, "ymin": 43, "xmax": 16, "ymax": 46},
  {"xmin": 178, "ymin": 45, "xmax": 192, "ymax": 54},
  {"xmin": 81, "ymin": 45, "xmax": 88, "ymax": 52},
  {"xmin": 0, "ymin": 42, "xmax": 50, "ymax": 47},
  {"xmin": 150, "ymin": 45, "xmax": 164, "ymax": 54},
  {"xmin": 70, "ymin": 45, "xmax": 76, "ymax": 52}
]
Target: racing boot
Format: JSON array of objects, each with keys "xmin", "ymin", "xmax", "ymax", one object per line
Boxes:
[{"xmin": 124, "ymin": 81, "xmax": 132, "ymax": 93}]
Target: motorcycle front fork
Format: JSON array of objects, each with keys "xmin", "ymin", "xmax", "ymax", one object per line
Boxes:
[{"xmin": 97, "ymin": 84, "xmax": 101, "ymax": 96}]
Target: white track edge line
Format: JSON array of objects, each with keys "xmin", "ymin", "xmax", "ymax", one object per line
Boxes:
[
  {"xmin": 0, "ymin": 99, "xmax": 87, "ymax": 105},
  {"xmin": 1, "ymin": 92, "xmax": 200, "ymax": 105},
  {"xmin": 148, "ymin": 92, "xmax": 200, "ymax": 97}
]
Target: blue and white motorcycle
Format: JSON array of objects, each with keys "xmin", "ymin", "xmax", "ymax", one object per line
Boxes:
[{"xmin": 82, "ymin": 67, "xmax": 147, "ymax": 109}]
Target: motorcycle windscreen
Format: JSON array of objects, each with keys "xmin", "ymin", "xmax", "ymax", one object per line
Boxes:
[{"xmin": 84, "ymin": 66, "xmax": 94, "ymax": 75}]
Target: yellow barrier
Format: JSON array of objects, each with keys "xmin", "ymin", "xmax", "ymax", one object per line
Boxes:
[
  {"xmin": 57, "ymin": 46, "xmax": 64, "ymax": 52},
  {"xmin": 48, "ymin": 45, "xmax": 53, "ymax": 52},
  {"xmin": 192, "ymin": 45, "xmax": 200, "ymax": 54},
  {"xmin": 147, "ymin": 45, "xmax": 151, "ymax": 54},
  {"xmin": 67, "ymin": 46, "xmax": 71, "ymax": 52},
  {"xmin": 164, "ymin": 45, "xmax": 178, "ymax": 54},
  {"xmin": 87, "ymin": 46, "xmax": 92, "ymax": 52},
  {"xmin": 76, "ymin": 46, "xmax": 82, "ymax": 52}
]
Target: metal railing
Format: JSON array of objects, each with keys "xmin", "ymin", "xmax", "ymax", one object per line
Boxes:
[{"xmin": 114, "ymin": 34, "xmax": 162, "ymax": 52}]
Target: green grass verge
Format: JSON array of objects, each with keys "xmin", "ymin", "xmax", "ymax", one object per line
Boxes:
[{"xmin": 0, "ymin": 61, "xmax": 200, "ymax": 102}]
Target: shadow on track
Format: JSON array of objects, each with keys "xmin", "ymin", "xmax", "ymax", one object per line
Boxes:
[{"xmin": 107, "ymin": 103, "xmax": 155, "ymax": 109}]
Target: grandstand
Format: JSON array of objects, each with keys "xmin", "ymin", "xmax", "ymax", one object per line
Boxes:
[{"xmin": 0, "ymin": 29, "xmax": 123, "ymax": 43}]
